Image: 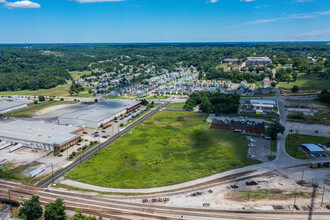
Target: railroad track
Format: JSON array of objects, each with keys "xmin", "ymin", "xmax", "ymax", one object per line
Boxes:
[
  {"xmin": 37, "ymin": 102, "xmax": 169, "ymax": 188},
  {"xmin": 1, "ymin": 181, "xmax": 329, "ymax": 220}
]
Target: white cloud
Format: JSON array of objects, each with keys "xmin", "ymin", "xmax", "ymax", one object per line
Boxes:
[
  {"xmin": 240, "ymin": 10, "xmax": 330, "ymax": 25},
  {"xmin": 293, "ymin": 30, "xmax": 330, "ymax": 37},
  {"xmin": 240, "ymin": 0, "xmax": 255, "ymax": 2},
  {"xmin": 210, "ymin": 0, "xmax": 218, "ymax": 3},
  {"xmin": 73, "ymin": 0, "xmax": 124, "ymax": 3},
  {"xmin": 294, "ymin": 0, "xmax": 313, "ymax": 2},
  {"xmin": 2, "ymin": 1, "xmax": 40, "ymax": 8}
]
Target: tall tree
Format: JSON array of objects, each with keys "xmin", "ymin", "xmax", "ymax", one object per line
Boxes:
[
  {"xmin": 18, "ymin": 195, "xmax": 43, "ymax": 220},
  {"xmin": 266, "ymin": 120, "xmax": 285, "ymax": 140},
  {"xmin": 44, "ymin": 198, "xmax": 66, "ymax": 220}
]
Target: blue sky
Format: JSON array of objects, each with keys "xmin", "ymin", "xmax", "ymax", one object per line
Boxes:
[{"xmin": 0, "ymin": 0, "xmax": 329, "ymax": 43}]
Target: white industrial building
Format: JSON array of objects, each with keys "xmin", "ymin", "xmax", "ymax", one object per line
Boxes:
[
  {"xmin": 0, "ymin": 98, "xmax": 32, "ymax": 114},
  {"xmin": 58, "ymin": 99, "xmax": 141, "ymax": 129},
  {"xmin": 0, "ymin": 120, "xmax": 83, "ymax": 152}
]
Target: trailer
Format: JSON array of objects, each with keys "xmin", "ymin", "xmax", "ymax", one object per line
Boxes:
[
  {"xmin": 29, "ymin": 165, "xmax": 46, "ymax": 178},
  {"xmin": 310, "ymin": 160, "xmax": 330, "ymax": 168},
  {"xmin": 9, "ymin": 144, "xmax": 23, "ymax": 153},
  {"xmin": 0, "ymin": 142, "xmax": 11, "ymax": 150}
]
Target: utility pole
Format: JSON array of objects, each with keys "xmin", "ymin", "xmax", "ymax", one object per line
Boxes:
[
  {"xmin": 300, "ymin": 169, "xmax": 305, "ymax": 186},
  {"xmin": 8, "ymin": 189, "xmax": 13, "ymax": 213},
  {"xmin": 51, "ymin": 163, "xmax": 54, "ymax": 184},
  {"xmin": 321, "ymin": 186, "xmax": 325, "ymax": 207},
  {"xmin": 293, "ymin": 189, "xmax": 297, "ymax": 207}
]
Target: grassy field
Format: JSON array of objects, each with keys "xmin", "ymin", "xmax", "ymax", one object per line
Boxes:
[
  {"xmin": 0, "ymin": 85, "xmax": 70, "ymax": 97},
  {"xmin": 279, "ymin": 73, "xmax": 330, "ymax": 90},
  {"xmin": 0, "ymin": 162, "xmax": 45, "ymax": 185},
  {"xmin": 66, "ymin": 111, "xmax": 261, "ymax": 189},
  {"xmin": 285, "ymin": 134, "xmax": 330, "ymax": 159},
  {"xmin": 166, "ymin": 102, "xmax": 185, "ymax": 110},
  {"xmin": 2, "ymin": 101, "xmax": 77, "ymax": 118},
  {"xmin": 69, "ymin": 71, "xmax": 92, "ymax": 80},
  {"xmin": 146, "ymin": 95, "xmax": 169, "ymax": 100}
]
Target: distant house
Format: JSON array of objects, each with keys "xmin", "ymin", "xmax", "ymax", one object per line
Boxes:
[{"xmin": 263, "ymin": 77, "xmax": 271, "ymax": 88}]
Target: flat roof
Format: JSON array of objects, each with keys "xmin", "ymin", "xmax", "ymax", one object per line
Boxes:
[
  {"xmin": 301, "ymin": 144, "xmax": 323, "ymax": 152},
  {"xmin": 250, "ymin": 99, "xmax": 276, "ymax": 105},
  {"xmin": 0, "ymin": 98, "xmax": 31, "ymax": 111},
  {"xmin": 0, "ymin": 120, "xmax": 80, "ymax": 145},
  {"xmin": 58, "ymin": 99, "xmax": 141, "ymax": 123},
  {"xmin": 212, "ymin": 119, "xmax": 264, "ymax": 128}
]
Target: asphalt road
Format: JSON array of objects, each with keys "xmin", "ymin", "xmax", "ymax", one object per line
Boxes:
[
  {"xmin": 36, "ymin": 102, "xmax": 169, "ymax": 188},
  {"xmin": 0, "ymin": 206, "xmax": 10, "ymax": 219}
]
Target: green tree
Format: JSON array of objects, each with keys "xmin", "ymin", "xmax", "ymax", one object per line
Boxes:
[
  {"xmin": 266, "ymin": 120, "xmax": 285, "ymax": 140},
  {"xmin": 271, "ymin": 82, "xmax": 277, "ymax": 88},
  {"xmin": 291, "ymin": 85, "xmax": 299, "ymax": 93},
  {"xmin": 73, "ymin": 209, "xmax": 103, "ymax": 220},
  {"xmin": 18, "ymin": 195, "xmax": 43, "ymax": 220},
  {"xmin": 38, "ymin": 95, "xmax": 45, "ymax": 102},
  {"xmin": 44, "ymin": 198, "xmax": 66, "ymax": 220}
]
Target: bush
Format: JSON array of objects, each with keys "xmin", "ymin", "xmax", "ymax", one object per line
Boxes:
[
  {"xmin": 53, "ymin": 152, "xmax": 59, "ymax": 156},
  {"xmin": 72, "ymin": 151, "xmax": 76, "ymax": 156},
  {"xmin": 291, "ymin": 85, "xmax": 299, "ymax": 93},
  {"xmin": 288, "ymin": 114, "xmax": 305, "ymax": 119},
  {"xmin": 60, "ymin": 98, "xmax": 64, "ymax": 101},
  {"xmin": 120, "ymin": 123, "xmax": 124, "ymax": 127}
]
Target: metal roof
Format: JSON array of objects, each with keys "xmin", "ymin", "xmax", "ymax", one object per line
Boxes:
[
  {"xmin": 0, "ymin": 120, "xmax": 80, "ymax": 145},
  {"xmin": 58, "ymin": 99, "xmax": 141, "ymax": 123},
  {"xmin": 250, "ymin": 99, "xmax": 276, "ymax": 105},
  {"xmin": 0, "ymin": 98, "xmax": 31, "ymax": 111},
  {"xmin": 301, "ymin": 144, "xmax": 324, "ymax": 152}
]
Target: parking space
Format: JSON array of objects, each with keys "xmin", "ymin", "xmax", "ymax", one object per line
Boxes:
[
  {"xmin": 247, "ymin": 137, "xmax": 272, "ymax": 162},
  {"xmin": 0, "ymin": 205, "xmax": 11, "ymax": 219},
  {"xmin": 0, "ymin": 146, "xmax": 47, "ymax": 166}
]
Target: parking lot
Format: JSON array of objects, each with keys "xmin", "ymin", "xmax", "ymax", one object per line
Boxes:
[
  {"xmin": 247, "ymin": 137, "xmax": 272, "ymax": 162},
  {"xmin": 0, "ymin": 146, "xmax": 47, "ymax": 166}
]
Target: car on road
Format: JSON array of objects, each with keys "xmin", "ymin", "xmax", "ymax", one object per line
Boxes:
[
  {"xmin": 248, "ymin": 154, "xmax": 255, "ymax": 159},
  {"xmin": 248, "ymin": 143, "xmax": 256, "ymax": 147}
]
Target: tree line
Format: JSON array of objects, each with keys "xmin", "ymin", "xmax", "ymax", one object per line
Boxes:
[{"xmin": 184, "ymin": 92, "xmax": 240, "ymax": 114}]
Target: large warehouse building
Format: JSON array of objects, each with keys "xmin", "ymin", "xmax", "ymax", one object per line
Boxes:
[
  {"xmin": 0, "ymin": 98, "xmax": 33, "ymax": 114},
  {"xmin": 58, "ymin": 99, "xmax": 141, "ymax": 129},
  {"xmin": 0, "ymin": 120, "xmax": 83, "ymax": 152}
]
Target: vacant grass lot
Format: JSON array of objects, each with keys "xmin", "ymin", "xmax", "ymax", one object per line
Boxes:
[
  {"xmin": 69, "ymin": 71, "xmax": 92, "ymax": 80},
  {"xmin": 66, "ymin": 111, "xmax": 261, "ymax": 188},
  {"xmin": 279, "ymin": 73, "xmax": 330, "ymax": 90},
  {"xmin": 0, "ymin": 85, "xmax": 70, "ymax": 97},
  {"xmin": 285, "ymin": 134, "xmax": 330, "ymax": 159},
  {"xmin": 166, "ymin": 102, "xmax": 185, "ymax": 110},
  {"xmin": 3, "ymin": 101, "xmax": 76, "ymax": 118}
]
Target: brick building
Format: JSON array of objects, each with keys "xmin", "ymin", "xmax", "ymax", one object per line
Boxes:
[{"xmin": 211, "ymin": 119, "xmax": 265, "ymax": 134}]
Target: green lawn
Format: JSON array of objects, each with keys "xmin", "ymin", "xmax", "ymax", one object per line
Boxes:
[
  {"xmin": 278, "ymin": 73, "xmax": 330, "ymax": 90},
  {"xmin": 66, "ymin": 111, "xmax": 261, "ymax": 189},
  {"xmin": 166, "ymin": 102, "xmax": 185, "ymax": 110},
  {"xmin": 2, "ymin": 101, "xmax": 77, "ymax": 118},
  {"xmin": 0, "ymin": 85, "xmax": 70, "ymax": 97},
  {"xmin": 69, "ymin": 71, "xmax": 92, "ymax": 80},
  {"xmin": 285, "ymin": 134, "xmax": 330, "ymax": 159},
  {"xmin": 146, "ymin": 95, "xmax": 169, "ymax": 100}
]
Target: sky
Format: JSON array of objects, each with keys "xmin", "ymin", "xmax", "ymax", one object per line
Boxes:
[{"xmin": 0, "ymin": 0, "xmax": 329, "ymax": 43}]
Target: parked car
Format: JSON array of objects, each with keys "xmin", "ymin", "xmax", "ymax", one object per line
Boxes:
[
  {"xmin": 101, "ymin": 130, "xmax": 106, "ymax": 133},
  {"xmin": 102, "ymin": 136, "xmax": 107, "ymax": 138},
  {"xmin": 83, "ymin": 132, "xmax": 88, "ymax": 134},
  {"xmin": 248, "ymin": 155, "xmax": 255, "ymax": 159},
  {"xmin": 77, "ymin": 147, "xmax": 82, "ymax": 151}
]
